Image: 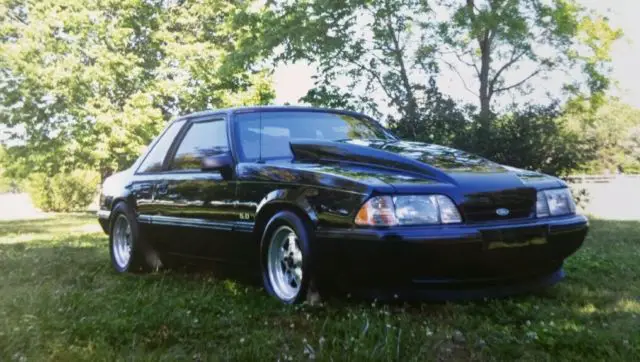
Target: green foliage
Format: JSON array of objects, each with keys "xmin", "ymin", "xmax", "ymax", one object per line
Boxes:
[
  {"xmin": 436, "ymin": 0, "xmax": 622, "ymax": 123},
  {"xmin": 0, "ymin": 0, "xmax": 633, "ymax": 178},
  {"xmin": 269, "ymin": 0, "xmax": 623, "ymax": 175},
  {"xmin": 0, "ymin": 171, "xmax": 17, "ymax": 193},
  {"xmin": 0, "ymin": 0, "xmax": 275, "ymax": 178},
  {"xmin": 564, "ymin": 98, "xmax": 640, "ymax": 174},
  {"xmin": 270, "ymin": 0, "xmax": 442, "ymax": 134},
  {"xmin": 0, "ymin": 176, "xmax": 10, "ymax": 193},
  {"xmin": 0, "ymin": 145, "xmax": 19, "ymax": 193},
  {"xmin": 0, "ymin": 175, "xmax": 8, "ymax": 193},
  {"xmin": 621, "ymin": 126, "xmax": 640, "ymax": 173},
  {"xmin": 0, "ymin": 145, "xmax": 7, "ymax": 193},
  {"xmin": 387, "ymin": 82, "xmax": 472, "ymax": 146},
  {"xmin": 301, "ymin": 85, "xmax": 375, "ymax": 115},
  {"xmin": 302, "ymin": 81, "xmax": 472, "ymax": 147},
  {"xmin": 273, "ymin": 0, "xmax": 621, "ymax": 133},
  {"xmin": 26, "ymin": 169, "xmax": 99, "ymax": 212},
  {"xmin": 570, "ymin": 187, "xmax": 590, "ymax": 210},
  {"xmin": 461, "ymin": 104, "xmax": 592, "ymax": 176},
  {"xmin": 1, "ymin": 215, "xmax": 640, "ymax": 360}
]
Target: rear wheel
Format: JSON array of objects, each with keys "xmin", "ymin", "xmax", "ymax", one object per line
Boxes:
[
  {"xmin": 260, "ymin": 211, "xmax": 315, "ymax": 304},
  {"xmin": 112, "ymin": 215, "xmax": 133, "ymax": 269},
  {"xmin": 109, "ymin": 202, "xmax": 162, "ymax": 273}
]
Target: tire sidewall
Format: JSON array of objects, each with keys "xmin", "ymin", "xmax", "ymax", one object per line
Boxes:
[
  {"xmin": 260, "ymin": 211, "xmax": 314, "ymax": 304},
  {"xmin": 109, "ymin": 202, "xmax": 143, "ymax": 273}
]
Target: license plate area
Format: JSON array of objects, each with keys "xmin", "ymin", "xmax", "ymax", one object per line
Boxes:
[{"xmin": 482, "ymin": 226, "xmax": 547, "ymax": 250}]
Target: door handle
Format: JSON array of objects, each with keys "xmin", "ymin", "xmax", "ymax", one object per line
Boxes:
[{"xmin": 156, "ymin": 182, "xmax": 168, "ymax": 195}]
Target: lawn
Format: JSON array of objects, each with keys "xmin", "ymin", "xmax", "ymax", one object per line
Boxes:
[{"xmin": 0, "ymin": 215, "xmax": 639, "ymax": 361}]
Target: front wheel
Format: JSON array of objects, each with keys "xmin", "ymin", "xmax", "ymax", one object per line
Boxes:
[{"xmin": 260, "ymin": 211, "xmax": 315, "ymax": 304}]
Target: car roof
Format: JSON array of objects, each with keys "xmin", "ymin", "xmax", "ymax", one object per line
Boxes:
[{"xmin": 172, "ymin": 105, "xmax": 373, "ymax": 123}]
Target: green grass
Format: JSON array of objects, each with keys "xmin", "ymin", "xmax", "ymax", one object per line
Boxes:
[{"xmin": 1, "ymin": 215, "xmax": 639, "ymax": 361}]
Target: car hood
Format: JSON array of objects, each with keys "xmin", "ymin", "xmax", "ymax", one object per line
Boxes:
[
  {"xmin": 289, "ymin": 139, "xmax": 564, "ymax": 191},
  {"xmin": 349, "ymin": 139, "xmax": 501, "ymax": 172}
]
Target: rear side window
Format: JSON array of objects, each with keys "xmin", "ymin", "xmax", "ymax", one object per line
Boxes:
[
  {"xmin": 137, "ymin": 120, "xmax": 185, "ymax": 173},
  {"xmin": 170, "ymin": 120, "xmax": 229, "ymax": 171},
  {"xmin": 235, "ymin": 113, "xmax": 261, "ymax": 161}
]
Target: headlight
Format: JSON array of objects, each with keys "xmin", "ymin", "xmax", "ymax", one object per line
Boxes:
[
  {"xmin": 536, "ymin": 188, "xmax": 576, "ymax": 217},
  {"xmin": 353, "ymin": 196, "xmax": 398, "ymax": 226},
  {"xmin": 355, "ymin": 195, "xmax": 462, "ymax": 226}
]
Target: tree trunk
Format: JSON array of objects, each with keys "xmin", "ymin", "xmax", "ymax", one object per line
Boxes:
[
  {"xmin": 474, "ymin": 28, "xmax": 494, "ymax": 155},
  {"xmin": 467, "ymin": 0, "xmax": 493, "ymax": 132},
  {"xmin": 478, "ymin": 34, "xmax": 492, "ymax": 130},
  {"xmin": 387, "ymin": 21, "xmax": 419, "ymax": 139}
]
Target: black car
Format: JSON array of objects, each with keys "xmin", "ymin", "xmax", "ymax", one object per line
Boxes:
[{"xmin": 98, "ymin": 106, "xmax": 588, "ymax": 304}]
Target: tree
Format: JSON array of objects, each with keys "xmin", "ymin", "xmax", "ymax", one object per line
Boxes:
[
  {"xmin": 0, "ymin": 144, "xmax": 10, "ymax": 192},
  {"xmin": 621, "ymin": 126, "xmax": 640, "ymax": 173},
  {"xmin": 269, "ymin": 0, "xmax": 467, "ymax": 143},
  {"xmin": 473, "ymin": 103, "xmax": 592, "ymax": 176},
  {"xmin": 436, "ymin": 0, "xmax": 622, "ymax": 131},
  {"xmin": 269, "ymin": 0, "xmax": 620, "ymax": 150},
  {"xmin": 563, "ymin": 98, "xmax": 640, "ymax": 174},
  {"xmin": 0, "ymin": 0, "xmax": 275, "ymax": 179}
]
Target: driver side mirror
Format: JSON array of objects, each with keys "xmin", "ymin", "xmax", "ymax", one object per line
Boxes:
[{"xmin": 201, "ymin": 153, "xmax": 233, "ymax": 178}]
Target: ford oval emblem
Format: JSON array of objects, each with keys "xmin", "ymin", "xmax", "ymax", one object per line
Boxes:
[{"xmin": 496, "ymin": 208, "xmax": 510, "ymax": 216}]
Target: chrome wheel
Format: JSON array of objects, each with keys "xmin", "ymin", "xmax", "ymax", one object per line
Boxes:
[
  {"xmin": 267, "ymin": 225, "xmax": 303, "ymax": 301},
  {"xmin": 112, "ymin": 215, "xmax": 132, "ymax": 269}
]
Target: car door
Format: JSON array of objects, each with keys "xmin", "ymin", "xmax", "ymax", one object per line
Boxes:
[
  {"xmin": 131, "ymin": 120, "xmax": 186, "ymax": 251},
  {"xmin": 152, "ymin": 115, "xmax": 240, "ymax": 262}
]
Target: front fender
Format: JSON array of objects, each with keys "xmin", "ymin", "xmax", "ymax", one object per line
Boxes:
[{"xmin": 255, "ymin": 188, "xmax": 320, "ymax": 227}]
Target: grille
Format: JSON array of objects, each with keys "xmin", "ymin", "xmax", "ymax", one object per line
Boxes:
[{"xmin": 461, "ymin": 188, "xmax": 535, "ymax": 223}]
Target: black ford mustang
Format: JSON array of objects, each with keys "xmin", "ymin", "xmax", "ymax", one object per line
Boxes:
[{"xmin": 98, "ymin": 106, "xmax": 588, "ymax": 304}]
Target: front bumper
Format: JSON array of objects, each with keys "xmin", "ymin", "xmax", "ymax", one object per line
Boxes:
[{"xmin": 315, "ymin": 215, "xmax": 588, "ymax": 299}]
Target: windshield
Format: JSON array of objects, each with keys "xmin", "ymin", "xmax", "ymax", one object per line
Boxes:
[{"xmin": 234, "ymin": 111, "xmax": 394, "ymax": 161}]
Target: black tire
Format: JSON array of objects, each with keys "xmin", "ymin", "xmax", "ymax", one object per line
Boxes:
[
  {"xmin": 109, "ymin": 202, "xmax": 163, "ymax": 273},
  {"xmin": 260, "ymin": 211, "xmax": 315, "ymax": 304}
]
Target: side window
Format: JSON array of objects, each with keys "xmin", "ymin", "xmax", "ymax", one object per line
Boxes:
[
  {"xmin": 260, "ymin": 112, "xmax": 295, "ymax": 160},
  {"xmin": 137, "ymin": 120, "xmax": 185, "ymax": 174},
  {"xmin": 235, "ymin": 113, "xmax": 261, "ymax": 161},
  {"xmin": 170, "ymin": 120, "xmax": 229, "ymax": 171},
  {"xmin": 259, "ymin": 123, "xmax": 292, "ymax": 159},
  {"xmin": 235, "ymin": 112, "xmax": 294, "ymax": 161}
]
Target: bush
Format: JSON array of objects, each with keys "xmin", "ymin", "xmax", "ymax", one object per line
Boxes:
[
  {"xmin": 27, "ymin": 170, "xmax": 100, "ymax": 212},
  {"xmin": 0, "ymin": 171, "xmax": 11, "ymax": 193},
  {"xmin": 388, "ymin": 83, "xmax": 471, "ymax": 146},
  {"xmin": 0, "ymin": 167, "xmax": 22, "ymax": 194},
  {"xmin": 570, "ymin": 186, "xmax": 591, "ymax": 210},
  {"xmin": 463, "ymin": 104, "xmax": 593, "ymax": 176},
  {"xmin": 564, "ymin": 98, "xmax": 640, "ymax": 174}
]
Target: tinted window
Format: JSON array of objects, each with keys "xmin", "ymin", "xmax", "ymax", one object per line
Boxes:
[
  {"xmin": 236, "ymin": 111, "xmax": 390, "ymax": 161},
  {"xmin": 235, "ymin": 113, "xmax": 261, "ymax": 160},
  {"xmin": 137, "ymin": 120, "xmax": 185, "ymax": 173},
  {"xmin": 170, "ymin": 120, "xmax": 228, "ymax": 171}
]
